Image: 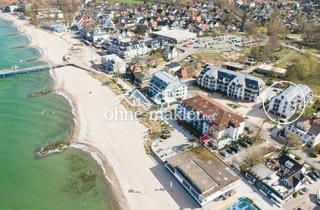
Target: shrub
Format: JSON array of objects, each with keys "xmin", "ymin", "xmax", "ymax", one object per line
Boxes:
[
  {"xmin": 310, "ymin": 151, "xmax": 318, "ymax": 158},
  {"xmin": 295, "ymin": 155, "xmax": 302, "ymax": 161}
]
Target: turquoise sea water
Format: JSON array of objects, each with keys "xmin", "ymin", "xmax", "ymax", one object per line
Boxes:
[{"xmin": 0, "ymin": 19, "xmax": 115, "ymax": 210}]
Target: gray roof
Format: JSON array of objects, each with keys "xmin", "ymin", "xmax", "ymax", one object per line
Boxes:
[
  {"xmin": 309, "ymin": 121, "xmax": 320, "ymax": 136},
  {"xmin": 167, "ymin": 147, "xmax": 239, "ymax": 197},
  {"xmin": 153, "ymin": 71, "xmax": 185, "ymax": 90},
  {"xmin": 206, "ymin": 66, "xmax": 265, "ymax": 86},
  {"xmin": 276, "ymin": 84, "xmax": 312, "ymax": 102}
]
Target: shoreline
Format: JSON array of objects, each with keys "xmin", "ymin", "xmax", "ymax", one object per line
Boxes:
[
  {"xmin": 0, "ymin": 13, "xmax": 127, "ymax": 210},
  {"xmin": 0, "ymin": 12, "xmax": 198, "ymax": 210}
]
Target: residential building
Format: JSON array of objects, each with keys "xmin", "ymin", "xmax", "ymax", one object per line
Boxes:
[
  {"xmin": 165, "ymin": 62, "xmax": 181, "ymax": 74},
  {"xmin": 176, "ymin": 95, "xmax": 245, "ymax": 149},
  {"xmin": 105, "ymin": 37, "xmax": 150, "ymax": 59},
  {"xmin": 35, "ymin": 8, "xmax": 64, "ymax": 19},
  {"xmin": 285, "ymin": 116, "xmax": 320, "ymax": 147},
  {"xmin": 245, "ymin": 154, "xmax": 308, "ymax": 207},
  {"xmin": 163, "ymin": 46, "xmax": 178, "ymax": 61},
  {"xmin": 197, "ymin": 66, "xmax": 265, "ymax": 102},
  {"xmin": 268, "ymin": 84, "xmax": 313, "ymax": 119},
  {"xmin": 148, "ymin": 71, "xmax": 187, "ymax": 105},
  {"xmin": 101, "ymin": 54, "xmax": 126, "ymax": 74},
  {"xmin": 88, "ymin": 27, "xmax": 109, "ymax": 44},
  {"xmin": 146, "ymin": 38, "xmax": 169, "ymax": 50},
  {"xmin": 166, "ymin": 146, "xmax": 240, "ymax": 206}
]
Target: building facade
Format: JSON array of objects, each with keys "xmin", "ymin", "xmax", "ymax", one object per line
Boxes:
[
  {"xmin": 163, "ymin": 46, "xmax": 178, "ymax": 61},
  {"xmin": 285, "ymin": 116, "xmax": 320, "ymax": 147},
  {"xmin": 148, "ymin": 71, "xmax": 187, "ymax": 105},
  {"xmin": 197, "ymin": 66, "xmax": 265, "ymax": 102},
  {"xmin": 101, "ymin": 54, "xmax": 126, "ymax": 74},
  {"xmin": 268, "ymin": 84, "xmax": 313, "ymax": 119},
  {"xmin": 105, "ymin": 37, "xmax": 150, "ymax": 59},
  {"xmin": 166, "ymin": 147, "xmax": 240, "ymax": 206},
  {"xmin": 177, "ymin": 95, "xmax": 245, "ymax": 149}
]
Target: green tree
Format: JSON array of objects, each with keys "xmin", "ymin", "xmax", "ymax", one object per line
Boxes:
[
  {"xmin": 267, "ymin": 18, "xmax": 287, "ymax": 37},
  {"xmin": 135, "ymin": 25, "xmax": 148, "ymax": 36},
  {"xmin": 285, "ymin": 134, "xmax": 301, "ymax": 149}
]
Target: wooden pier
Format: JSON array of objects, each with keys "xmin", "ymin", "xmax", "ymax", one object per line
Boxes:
[{"xmin": 0, "ymin": 63, "xmax": 70, "ymax": 78}]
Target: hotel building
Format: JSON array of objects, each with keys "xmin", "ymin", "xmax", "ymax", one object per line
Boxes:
[{"xmin": 176, "ymin": 95, "xmax": 245, "ymax": 149}]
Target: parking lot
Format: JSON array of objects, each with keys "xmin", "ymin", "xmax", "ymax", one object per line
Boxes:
[
  {"xmin": 218, "ymin": 136, "xmax": 256, "ymax": 158},
  {"xmin": 189, "ymin": 34, "xmax": 262, "ymax": 51}
]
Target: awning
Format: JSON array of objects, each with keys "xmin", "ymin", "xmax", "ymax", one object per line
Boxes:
[{"xmin": 200, "ymin": 135, "xmax": 210, "ymax": 144}]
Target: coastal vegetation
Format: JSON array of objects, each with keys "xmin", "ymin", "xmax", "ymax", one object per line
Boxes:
[
  {"xmin": 88, "ymin": 71, "xmax": 125, "ymax": 95},
  {"xmin": 120, "ymin": 96, "xmax": 173, "ymax": 154}
]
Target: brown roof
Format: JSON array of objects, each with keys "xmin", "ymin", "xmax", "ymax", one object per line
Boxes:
[{"xmin": 182, "ymin": 95, "xmax": 244, "ymax": 130}]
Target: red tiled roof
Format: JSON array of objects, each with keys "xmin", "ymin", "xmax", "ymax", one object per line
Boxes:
[{"xmin": 183, "ymin": 95, "xmax": 244, "ymax": 131}]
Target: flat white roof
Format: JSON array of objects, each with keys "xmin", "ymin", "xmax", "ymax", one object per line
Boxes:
[
  {"xmin": 153, "ymin": 28, "xmax": 197, "ymax": 42},
  {"xmin": 256, "ymin": 64, "xmax": 287, "ymax": 74}
]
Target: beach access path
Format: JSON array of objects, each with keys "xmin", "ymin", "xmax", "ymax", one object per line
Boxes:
[{"xmin": 0, "ymin": 13, "xmax": 200, "ymax": 210}]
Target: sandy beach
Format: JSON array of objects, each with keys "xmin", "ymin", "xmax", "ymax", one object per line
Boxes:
[{"xmin": 0, "ymin": 13, "xmax": 199, "ymax": 210}]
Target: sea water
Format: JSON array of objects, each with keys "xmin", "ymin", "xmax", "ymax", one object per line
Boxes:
[{"xmin": 0, "ymin": 19, "xmax": 116, "ymax": 210}]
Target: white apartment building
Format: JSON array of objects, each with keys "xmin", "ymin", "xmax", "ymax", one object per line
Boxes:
[
  {"xmin": 163, "ymin": 46, "xmax": 178, "ymax": 61},
  {"xmin": 148, "ymin": 71, "xmax": 187, "ymax": 105},
  {"xmin": 268, "ymin": 84, "xmax": 313, "ymax": 119},
  {"xmin": 105, "ymin": 37, "xmax": 150, "ymax": 59},
  {"xmin": 285, "ymin": 116, "xmax": 320, "ymax": 147},
  {"xmin": 88, "ymin": 27, "xmax": 110, "ymax": 44},
  {"xmin": 197, "ymin": 66, "xmax": 265, "ymax": 102},
  {"xmin": 176, "ymin": 95, "xmax": 245, "ymax": 149},
  {"xmin": 101, "ymin": 54, "xmax": 126, "ymax": 74}
]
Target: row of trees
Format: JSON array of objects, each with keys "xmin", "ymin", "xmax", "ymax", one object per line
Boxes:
[
  {"xmin": 249, "ymin": 36, "xmax": 282, "ymax": 62},
  {"xmin": 302, "ymin": 23, "xmax": 320, "ymax": 49}
]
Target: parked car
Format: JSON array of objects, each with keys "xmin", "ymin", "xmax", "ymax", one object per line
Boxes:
[
  {"xmin": 307, "ymin": 172, "xmax": 317, "ymax": 181},
  {"xmin": 219, "ymin": 150, "xmax": 229, "ymax": 157},
  {"xmin": 244, "ymin": 139, "xmax": 253, "ymax": 145},
  {"xmin": 300, "ymin": 187, "xmax": 308, "ymax": 193},
  {"xmin": 230, "ymin": 146, "xmax": 239, "ymax": 153},
  {"xmin": 226, "ymin": 148, "xmax": 235, "ymax": 154},
  {"xmin": 312, "ymin": 171, "xmax": 320, "ymax": 178},
  {"xmin": 234, "ymin": 144, "xmax": 242, "ymax": 151},
  {"xmin": 239, "ymin": 141, "xmax": 249, "ymax": 148}
]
